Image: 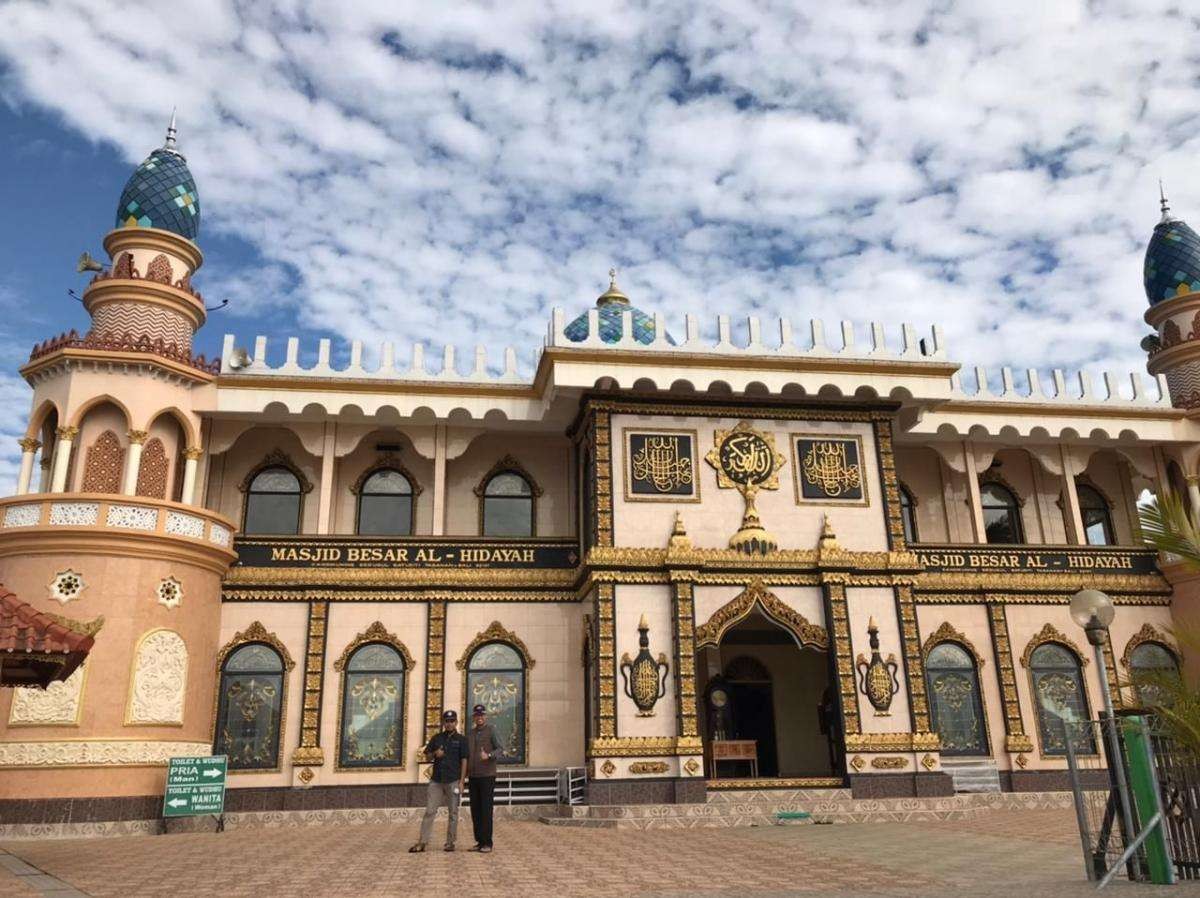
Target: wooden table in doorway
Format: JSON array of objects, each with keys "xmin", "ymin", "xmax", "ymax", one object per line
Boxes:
[{"xmin": 708, "ymin": 739, "xmax": 758, "ymax": 778}]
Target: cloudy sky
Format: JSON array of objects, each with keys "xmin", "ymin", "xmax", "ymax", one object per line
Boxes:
[{"xmin": 0, "ymin": 0, "xmax": 1196, "ymax": 479}]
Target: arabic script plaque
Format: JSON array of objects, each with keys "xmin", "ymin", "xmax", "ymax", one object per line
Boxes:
[
  {"xmin": 792, "ymin": 435, "xmax": 868, "ymax": 505},
  {"xmin": 705, "ymin": 421, "xmax": 786, "ymax": 553},
  {"xmin": 625, "ymin": 430, "xmax": 699, "ymax": 501}
]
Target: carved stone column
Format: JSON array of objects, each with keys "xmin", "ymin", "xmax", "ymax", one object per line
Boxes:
[
  {"xmin": 595, "ymin": 583, "xmax": 616, "ymax": 740},
  {"xmin": 122, "ymin": 430, "xmax": 148, "ymax": 496},
  {"xmin": 291, "ymin": 601, "xmax": 328, "ymax": 784},
  {"xmin": 49, "ymin": 426, "xmax": 77, "ymax": 493},
  {"xmin": 180, "ymin": 446, "xmax": 203, "ymax": 505},
  {"xmin": 668, "ymin": 573, "xmax": 699, "ymax": 741},
  {"xmin": 16, "ymin": 438, "xmax": 40, "ymax": 494},
  {"xmin": 986, "ymin": 602, "xmax": 1034, "ymax": 758},
  {"xmin": 419, "ymin": 601, "xmax": 447, "ymax": 780}
]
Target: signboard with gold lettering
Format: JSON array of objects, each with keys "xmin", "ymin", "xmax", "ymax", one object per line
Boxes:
[
  {"xmin": 792, "ymin": 435, "xmax": 868, "ymax": 505},
  {"xmin": 234, "ymin": 538, "xmax": 580, "ymax": 570},
  {"xmin": 914, "ymin": 547, "xmax": 1159, "ymax": 575},
  {"xmin": 624, "ymin": 429, "xmax": 699, "ymax": 501}
]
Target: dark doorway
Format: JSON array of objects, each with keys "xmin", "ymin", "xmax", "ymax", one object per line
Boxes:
[{"xmin": 728, "ymin": 681, "xmax": 778, "ymax": 777}]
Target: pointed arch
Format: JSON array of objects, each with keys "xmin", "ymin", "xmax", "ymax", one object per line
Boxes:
[
  {"xmin": 333, "ymin": 621, "xmax": 414, "ymax": 672},
  {"xmin": 455, "ymin": 621, "xmax": 536, "ymax": 671},
  {"xmin": 694, "ymin": 579, "xmax": 828, "ymax": 650},
  {"xmin": 25, "ymin": 399, "xmax": 62, "ymax": 441},
  {"xmin": 1121, "ymin": 623, "xmax": 1181, "ymax": 670},
  {"xmin": 1019, "ymin": 623, "xmax": 1088, "ymax": 668},
  {"xmin": 921, "ymin": 621, "xmax": 985, "ymax": 667},
  {"xmin": 68, "ymin": 394, "xmax": 132, "ymax": 431}
]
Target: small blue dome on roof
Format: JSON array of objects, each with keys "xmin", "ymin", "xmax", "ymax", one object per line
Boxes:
[
  {"xmin": 563, "ymin": 271, "xmax": 674, "ymax": 345},
  {"xmin": 114, "ymin": 114, "xmax": 200, "ymax": 241},
  {"xmin": 1144, "ymin": 190, "xmax": 1200, "ymax": 305}
]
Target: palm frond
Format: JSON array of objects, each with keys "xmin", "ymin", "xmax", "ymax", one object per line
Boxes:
[{"xmin": 1137, "ymin": 490, "xmax": 1200, "ymax": 569}]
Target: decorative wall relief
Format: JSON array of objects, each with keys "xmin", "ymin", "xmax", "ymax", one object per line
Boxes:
[
  {"xmin": 47, "ymin": 569, "xmax": 85, "ymax": 605},
  {"xmin": 855, "ymin": 618, "xmax": 900, "ymax": 716},
  {"xmin": 628, "ymin": 761, "xmax": 669, "ymax": 775},
  {"xmin": 126, "ymin": 629, "xmax": 187, "ymax": 725},
  {"xmin": 705, "ymin": 421, "xmax": 786, "ymax": 554},
  {"xmin": 8, "ymin": 663, "xmax": 86, "ymax": 725},
  {"xmin": 156, "ymin": 577, "xmax": 183, "ymax": 610},
  {"xmin": 619, "ymin": 614, "xmax": 669, "ymax": 717},
  {"xmin": 624, "ymin": 429, "xmax": 699, "ymax": 501},
  {"xmin": 792, "ymin": 434, "xmax": 868, "ymax": 505}
]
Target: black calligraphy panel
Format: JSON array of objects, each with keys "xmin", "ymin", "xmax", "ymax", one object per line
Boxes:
[
  {"xmin": 793, "ymin": 435, "xmax": 868, "ymax": 504},
  {"xmin": 626, "ymin": 431, "xmax": 698, "ymax": 500}
]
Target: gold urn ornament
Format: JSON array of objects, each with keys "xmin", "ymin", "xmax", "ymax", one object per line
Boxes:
[
  {"xmin": 855, "ymin": 617, "xmax": 900, "ymax": 715},
  {"xmin": 619, "ymin": 614, "xmax": 669, "ymax": 716},
  {"xmin": 705, "ymin": 421, "xmax": 786, "ymax": 554}
]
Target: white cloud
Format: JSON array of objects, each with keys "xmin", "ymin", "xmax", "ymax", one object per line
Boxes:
[{"xmin": 0, "ymin": 0, "xmax": 1195, "ymax": 388}]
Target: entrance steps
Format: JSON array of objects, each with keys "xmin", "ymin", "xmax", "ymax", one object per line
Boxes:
[
  {"xmin": 539, "ymin": 786, "xmax": 984, "ymax": 829},
  {"xmin": 940, "ymin": 757, "xmax": 1002, "ymax": 793}
]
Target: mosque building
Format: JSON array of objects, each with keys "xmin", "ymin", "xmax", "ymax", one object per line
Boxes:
[{"xmin": 2, "ymin": 120, "xmax": 1199, "ymax": 834}]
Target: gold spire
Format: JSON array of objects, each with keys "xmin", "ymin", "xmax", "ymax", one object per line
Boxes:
[{"xmin": 596, "ymin": 267, "xmax": 630, "ymax": 307}]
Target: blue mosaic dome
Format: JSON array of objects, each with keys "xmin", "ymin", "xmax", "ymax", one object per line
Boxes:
[
  {"xmin": 563, "ymin": 275, "xmax": 675, "ymax": 345},
  {"xmin": 115, "ymin": 147, "xmax": 200, "ymax": 241},
  {"xmin": 1144, "ymin": 216, "xmax": 1200, "ymax": 305}
]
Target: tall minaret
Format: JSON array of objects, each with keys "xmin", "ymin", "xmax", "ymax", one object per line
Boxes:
[{"xmin": 1142, "ymin": 185, "xmax": 1200, "ymax": 407}]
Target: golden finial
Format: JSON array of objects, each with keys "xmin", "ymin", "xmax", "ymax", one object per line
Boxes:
[
  {"xmin": 596, "ymin": 267, "xmax": 630, "ymax": 307},
  {"xmin": 638, "ymin": 612, "xmax": 649, "ymax": 630}
]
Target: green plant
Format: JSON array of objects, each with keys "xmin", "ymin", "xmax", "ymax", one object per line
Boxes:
[{"xmin": 1137, "ymin": 490, "xmax": 1200, "ymax": 569}]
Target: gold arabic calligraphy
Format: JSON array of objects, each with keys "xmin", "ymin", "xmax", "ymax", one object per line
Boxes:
[
  {"xmin": 631, "ymin": 436, "xmax": 694, "ymax": 492},
  {"xmin": 801, "ymin": 440, "xmax": 862, "ymax": 497},
  {"xmin": 718, "ymin": 434, "xmax": 775, "ymax": 486}
]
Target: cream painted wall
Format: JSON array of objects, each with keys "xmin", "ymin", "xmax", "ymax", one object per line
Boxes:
[
  {"xmin": 329, "ymin": 431, "xmax": 435, "ymax": 536},
  {"xmin": 894, "ymin": 446, "xmax": 951, "ymax": 543},
  {"xmin": 318, "ymin": 602, "xmax": 428, "ymax": 784},
  {"xmin": 611, "ymin": 414, "xmax": 887, "ymax": 552},
  {"xmin": 442, "ymin": 601, "xmax": 584, "ymax": 767},
  {"xmin": 444, "ymin": 434, "xmax": 573, "ymax": 537},
  {"xmin": 207, "ymin": 427, "xmax": 322, "ymax": 533}
]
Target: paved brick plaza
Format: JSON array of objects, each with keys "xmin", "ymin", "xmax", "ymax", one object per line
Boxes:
[{"xmin": 0, "ymin": 809, "xmax": 1186, "ymax": 897}]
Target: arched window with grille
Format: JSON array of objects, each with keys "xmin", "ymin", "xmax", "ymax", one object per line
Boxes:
[
  {"xmin": 1129, "ymin": 642, "xmax": 1181, "ymax": 707},
  {"xmin": 356, "ymin": 468, "xmax": 415, "ymax": 536},
  {"xmin": 466, "ymin": 641, "xmax": 527, "ymax": 764},
  {"xmin": 1076, "ymin": 484, "xmax": 1116, "ymax": 546},
  {"xmin": 1029, "ymin": 643, "xmax": 1094, "ymax": 755},
  {"xmin": 898, "ymin": 484, "xmax": 918, "ymax": 544},
  {"xmin": 925, "ymin": 642, "xmax": 987, "ymax": 756},
  {"xmin": 337, "ymin": 641, "xmax": 408, "ymax": 768},
  {"xmin": 243, "ymin": 466, "xmax": 303, "ymax": 534},
  {"xmin": 214, "ymin": 643, "xmax": 286, "ymax": 770},
  {"xmin": 478, "ymin": 467, "xmax": 536, "ymax": 537},
  {"xmin": 981, "ymin": 482, "xmax": 1024, "ymax": 544}
]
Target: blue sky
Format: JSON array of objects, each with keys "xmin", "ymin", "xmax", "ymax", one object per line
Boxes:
[{"xmin": 0, "ymin": 0, "xmax": 1198, "ymax": 487}]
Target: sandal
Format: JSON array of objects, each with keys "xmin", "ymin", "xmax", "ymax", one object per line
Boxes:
[
  {"xmin": 444, "ymin": 844, "xmax": 455, "ymax": 852},
  {"xmin": 408, "ymin": 843, "xmax": 426, "ymax": 853}
]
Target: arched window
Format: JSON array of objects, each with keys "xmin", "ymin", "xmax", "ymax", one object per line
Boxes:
[
  {"xmin": 81, "ymin": 429, "xmax": 124, "ymax": 493},
  {"xmin": 1129, "ymin": 642, "xmax": 1181, "ymax": 707},
  {"xmin": 136, "ymin": 437, "xmax": 169, "ymax": 499},
  {"xmin": 466, "ymin": 642, "xmax": 527, "ymax": 764},
  {"xmin": 899, "ymin": 484, "xmax": 918, "ymax": 544},
  {"xmin": 1076, "ymin": 484, "xmax": 1116, "ymax": 546},
  {"xmin": 356, "ymin": 469, "xmax": 414, "ymax": 536},
  {"xmin": 214, "ymin": 643, "xmax": 285, "ymax": 770},
  {"xmin": 243, "ymin": 466, "xmax": 302, "ymax": 534},
  {"xmin": 481, "ymin": 471, "xmax": 535, "ymax": 537},
  {"xmin": 925, "ymin": 642, "xmax": 987, "ymax": 755},
  {"xmin": 338, "ymin": 642, "xmax": 407, "ymax": 768},
  {"xmin": 981, "ymin": 482, "xmax": 1024, "ymax": 544},
  {"xmin": 1030, "ymin": 643, "xmax": 1094, "ymax": 755}
]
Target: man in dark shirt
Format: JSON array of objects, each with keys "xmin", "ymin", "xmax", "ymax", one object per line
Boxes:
[
  {"xmin": 410, "ymin": 709, "xmax": 468, "ymax": 853},
  {"xmin": 466, "ymin": 703, "xmax": 504, "ymax": 853}
]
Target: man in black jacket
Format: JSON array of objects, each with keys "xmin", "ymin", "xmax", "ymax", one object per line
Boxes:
[
  {"xmin": 466, "ymin": 703, "xmax": 505, "ymax": 853},
  {"xmin": 410, "ymin": 710, "xmax": 468, "ymax": 853}
]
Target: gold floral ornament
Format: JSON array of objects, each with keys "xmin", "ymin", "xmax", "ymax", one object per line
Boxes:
[
  {"xmin": 619, "ymin": 614, "xmax": 669, "ymax": 717},
  {"xmin": 855, "ymin": 617, "xmax": 900, "ymax": 716},
  {"xmin": 705, "ymin": 421, "xmax": 787, "ymax": 554}
]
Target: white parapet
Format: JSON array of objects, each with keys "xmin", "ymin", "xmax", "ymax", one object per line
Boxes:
[{"xmin": 948, "ymin": 365, "xmax": 1170, "ymax": 407}]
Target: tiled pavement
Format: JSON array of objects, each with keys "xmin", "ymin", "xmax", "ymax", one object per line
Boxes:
[{"xmin": 0, "ymin": 809, "xmax": 1184, "ymax": 897}]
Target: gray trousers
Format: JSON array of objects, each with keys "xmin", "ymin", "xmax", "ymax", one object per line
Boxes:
[{"xmin": 418, "ymin": 781, "xmax": 461, "ymax": 846}]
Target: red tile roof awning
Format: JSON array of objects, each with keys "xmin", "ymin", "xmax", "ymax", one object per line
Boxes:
[{"xmin": 0, "ymin": 588, "xmax": 99, "ymax": 688}]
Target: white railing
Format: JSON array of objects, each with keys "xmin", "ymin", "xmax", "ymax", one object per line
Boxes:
[
  {"xmin": 458, "ymin": 767, "xmax": 570, "ymax": 807},
  {"xmin": 949, "ymin": 366, "xmax": 1170, "ymax": 407}
]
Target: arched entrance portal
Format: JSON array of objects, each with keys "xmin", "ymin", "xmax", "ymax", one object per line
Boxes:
[{"xmin": 694, "ymin": 584, "xmax": 836, "ymax": 781}]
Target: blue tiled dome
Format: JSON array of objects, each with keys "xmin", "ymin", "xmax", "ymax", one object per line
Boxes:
[
  {"xmin": 563, "ymin": 275, "xmax": 675, "ymax": 345},
  {"xmin": 1144, "ymin": 216, "xmax": 1200, "ymax": 305},
  {"xmin": 115, "ymin": 148, "xmax": 200, "ymax": 241}
]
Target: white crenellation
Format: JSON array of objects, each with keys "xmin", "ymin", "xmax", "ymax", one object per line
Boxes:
[{"xmin": 951, "ymin": 366, "xmax": 1168, "ymax": 406}]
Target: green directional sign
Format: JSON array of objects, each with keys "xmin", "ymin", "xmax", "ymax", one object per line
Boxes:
[{"xmin": 163, "ymin": 755, "xmax": 227, "ymax": 818}]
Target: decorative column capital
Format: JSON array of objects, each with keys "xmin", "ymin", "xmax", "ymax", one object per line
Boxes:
[
  {"xmin": 17, "ymin": 438, "xmax": 42, "ymax": 453},
  {"xmin": 55, "ymin": 426, "xmax": 78, "ymax": 440},
  {"xmin": 183, "ymin": 446, "xmax": 204, "ymax": 461},
  {"xmin": 126, "ymin": 430, "xmax": 149, "ymax": 445},
  {"xmin": 1186, "ymin": 474, "xmax": 1200, "ymax": 486}
]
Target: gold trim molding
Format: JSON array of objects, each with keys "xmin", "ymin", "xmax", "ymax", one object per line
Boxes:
[
  {"xmin": 1120, "ymin": 622, "xmax": 1181, "ymax": 670},
  {"xmin": 921, "ymin": 621, "xmax": 985, "ymax": 666},
  {"xmin": 1018, "ymin": 623, "xmax": 1089, "ymax": 668},
  {"xmin": 0, "ymin": 739, "xmax": 211, "ymax": 769},
  {"xmin": 844, "ymin": 732, "xmax": 940, "ymax": 752},
  {"xmin": 454, "ymin": 621, "xmax": 537, "ymax": 671},
  {"xmin": 587, "ymin": 736, "xmax": 705, "ymax": 758},
  {"xmin": 694, "ymin": 578, "xmax": 828, "ymax": 650},
  {"xmin": 334, "ymin": 621, "xmax": 415, "ymax": 671}
]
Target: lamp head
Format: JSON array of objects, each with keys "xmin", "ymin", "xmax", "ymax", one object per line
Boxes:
[{"xmin": 1070, "ymin": 589, "xmax": 1115, "ymax": 632}]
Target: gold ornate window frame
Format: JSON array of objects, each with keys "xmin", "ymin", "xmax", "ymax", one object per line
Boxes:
[
  {"xmin": 1018, "ymin": 623, "xmax": 1095, "ymax": 759},
  {"xmin": 1120, "ymin": 622, "xmax": 1180, "ymax": 672},
  {"xmin": 694, "ymin": 578, "xmax": 828, "ymax": 650},
  {"xmin": 789, "ymin": 432, "xmax": 870, "ymax": 507},
  {"xmin": 212, "ymin": 621, "xmax": 296, "ymax": 774},
  {"xmin": 920, "ymin": 621, "xmax": 992, "ymax": 757},
  {"xmin": 621, "ymin": 427, "xmax": 701, "ymax": 503},
  {"xmin": 474, "ymin": 455, "xmax": 544, "ymax": 537},
  {"xmin": 350, "ymin": 453, "xmax": 424, "ymax": 536},
  {"xmin": 455, "ymin": 621, "xmax": 535, "ymax": 766},
  {"xmin": 333, "ymin": 621, "xmax": 415, "ymax": 772},
  {"xmin": 238, "ymin": 448, "xmax": 314, "ymax": 535}
]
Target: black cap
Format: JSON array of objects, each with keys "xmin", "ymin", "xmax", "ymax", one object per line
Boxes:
[
  {"xmin": 441, "ymin": 709, "xmax": 457, "ymax": 721},
  {"xmin": 472, "ymin": 704, "xmax": 487, "ymax": 716}
]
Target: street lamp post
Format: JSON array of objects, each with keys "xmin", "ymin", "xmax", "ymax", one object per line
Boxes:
[{"xmin": 1070, "ymin": 589, "xmax": 1138, "ymax": 857}]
